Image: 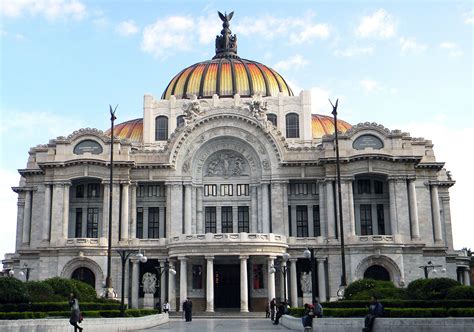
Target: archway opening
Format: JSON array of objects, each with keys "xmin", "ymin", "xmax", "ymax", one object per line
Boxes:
[
  {"xmin": 363, "ymin": 265, "xmax": 390, "ymax": 281},
  {"xmin": 71, "ymin": 267, "xmax": 96, "ymax": 288}
]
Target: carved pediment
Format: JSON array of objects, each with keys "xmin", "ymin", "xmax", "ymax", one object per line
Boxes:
[{"xmin": 204, "ymin": 150, "xmax": 249, "ymax": 178}]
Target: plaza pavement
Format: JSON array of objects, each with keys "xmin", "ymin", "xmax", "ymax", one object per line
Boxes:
[{"xmin": 140, "ymin": 318, "xmax": 299, "ymax": 331}]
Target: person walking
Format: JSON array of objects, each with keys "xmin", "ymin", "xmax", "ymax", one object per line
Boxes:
[
  {"xmin": 302, "ymin": 303, "xmax": 315, "ymax": 331},
  {"xmin": 314, "ymin": 298, "xmax": 323, "ymax": 318},
  {"xmin": 69, "ymin": 293, "xmax": 83, "ymax": 332},
  {"xmin": 265, "ymin": 301, "xmax": 270, "ymax": 318},
  {"xmin": 273, "ymin": 301, "xmax": 286, "ymax": 325},
  {"xmin": 162, "ymin": 300, "xmax": 170, "ymax": 314},
  {"xmin": 270, "ymin": 298, "xmax": 276, "ymax": 321},
  {"xmin": 183, "ymin": 298, "xmax": 193, "ymax": 322},
  {"xmin": 362, "ymin": 296, "xmax": 384, "ymax": 332}
]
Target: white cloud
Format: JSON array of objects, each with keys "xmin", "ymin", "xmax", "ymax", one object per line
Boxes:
[
  {"xmin": 399, "ymin": 37, "xmax": 427, "ymax": 54},
  {"xmin": 356, "ymin": 9, "xmax": 397, "ymax": 39},
  {"xmin": 439, "ymin": 42, "xmax": 463, "ymax": 57},
  {"xmin": 289, "ymin": 23, "xmax": 330, "ymax": 44},
  {"xmin": 464, "ymin": 11, "xmax": 474, "ymax": 24},
  {"xmin": 310, "ymin": 86, "xmax": 332, "ymax": 114},
  {"xmin": 197, "ymin": 14, "xmax": 221, "ymax": 45},
  {"xmin": 1, "ymin": 0, "xmax": 87, "ymax": 21},
  {"xmin": 440, "ymin": 42, "xmax": 456, "ymax": 49},
  {"xmin": 116, "ymin": 20, "xmax": 139, "ymax": 37},
  {"xmin": 360, "ymin": 79, "xmax": 382, "ymax": 93},
  {"xmin": 333, "ymin": 46, "xmax": 374, "ymax": 57},
  {"xmin": 141, "ymin": 15, "xmax": 194, "ymax": 58},
  {"xmin": 274, "ymin": 55, "xmax": 309, "ymax": 71}
]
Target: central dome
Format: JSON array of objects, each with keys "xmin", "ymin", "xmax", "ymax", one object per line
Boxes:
[{"xmin": 161, "ymin": 11, "xmax": 293, "ymax": 100}]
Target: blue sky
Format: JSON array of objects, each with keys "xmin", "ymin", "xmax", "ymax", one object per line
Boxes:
[{"xmin": 1, "ymin": 0, "xmax": 473, "ymax": 263}]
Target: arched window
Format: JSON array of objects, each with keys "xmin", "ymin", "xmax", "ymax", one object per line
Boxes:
[
  {"xmin": 71, "ymin": 267, "xmax": 96, "ymax": 288},
  {"xmin": 267, "ymin": 113, "xmax": 277, "ymax": 127},
  {"xmin": 155, "ymin": 116, "xmax": 168, "ymax": 141},
  {"xmin": 286, "ymin": 113, "xmax": 299, "ymax": 138},
  {"xmin": 177, "ymin": 115, "xmax": 185, "ymax": 127},
  {"xmin": 364, "ymin": 265, "xmax": 390, "ymax": 281}
]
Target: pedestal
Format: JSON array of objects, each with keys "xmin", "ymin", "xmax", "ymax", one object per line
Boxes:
[
  {"xmin": 144, "ymin": 293, "xmax": 154, "ymax": 309},
  {"xmin": 303, "ymin": 292, "xmax": 312, "ymax": 305}
]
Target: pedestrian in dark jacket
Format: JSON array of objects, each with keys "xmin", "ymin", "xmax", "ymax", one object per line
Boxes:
[
  {"xmin": 69, "ymin": 293, "xmax": 83, "ymax": 332},
  {"xmin": 273, "ymin": 301, "xmax": 286, "ymax": 325},
  {"xmin": 302, "ymin": 303, "xmax": 315, "ymax": 328},
  {"xmin": 362, "ymin": 296, "xmax": 383, "ymax": 332},
  {"xmin": 270, "ymin": 298, "xmax": 276, "ymax": 321},
  {"xmin": 265, "ymin": 301, "xmax": 270, "ymax": 318},
  {"xmin": 183, "ymin": 298, "xmax": 193, "ymax": 322},
  {"xmin": 314, "ymin": 298, "xmax": 323, "ymax": 318}
]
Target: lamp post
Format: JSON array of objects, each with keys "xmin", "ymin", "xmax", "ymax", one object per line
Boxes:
[
  {"xmin": 18, "ymin": 263, "xmax": 33, "ymax": 281},
  {"xmin": 105, "ymin": 105, "xmax": 118, "ymax": 299},
  {"xmin": 155, "ymin": 260, "xmax": 177, "ymax": 307},
  {"xmin": 270, "ymin": 253, "xmax": 290, "ymax": 303},
  {"xmin": 304, "ymin": 248, "xmax": 318, "ymax": 304},
  {"xmin": 419, "ymin": 261, "xmax": 443, "ymax": 279},
  {"xmin": 117, "ymin": 249, "xmax": 147, "ymax": 317},
  {"xmin": 329, "ymin": 98, "xmax": 347, "ymax": 295}
]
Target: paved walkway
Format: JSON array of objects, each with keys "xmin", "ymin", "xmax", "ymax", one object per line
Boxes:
[{"xmin": 140, "ymin": 318, "xmax": 298, "ymax": 331}]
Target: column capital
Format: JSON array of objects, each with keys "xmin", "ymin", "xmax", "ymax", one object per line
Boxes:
[
  {"xmin": 205, "ymin": 255, "xmax": 215, "ymax": 260},
  {"xmin": 52, "ymin": 181, "xmax": 71, "ymax": 186},
  {"xmin": 239, "ymin": 255, "xmax": 249, "ymax": 260},
  {"xmin": 165, "ymin": 181, "xmax": 183, "ymax": 186},
  {"xmin": 387, "ymin": 176, "xmax": 407, "ymax": 182},
  {"xmin": 267, "ymin": 256, "xmax": 277, "ymax": 261},
  {"xmin": 289, "ymin": 258, "xmax": 298, "ymax": 263},
  {"xmin": 270, "ymin": 180, "xmax": 289, "ymax": 185},
  {"xmin": 120, "ymin": 180, "xmax": 131, "ymax": 185},
  {"xmin": 178, "ymin": 256, "xmax": 188, "ymax": 261},
  {"xmin": 316, "ymin": 256, "xmax": 327, "ymax": 262}
]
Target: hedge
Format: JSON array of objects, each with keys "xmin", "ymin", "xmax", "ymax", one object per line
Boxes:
[
  {"xmin": 320, "ymin": 299, "xmax": 474, "ymax": 309},
  {"xmin": 446, "ymin": 286, "xmax": 474, "ymax": 300},
  {"xmin": 289, "ymin": 307, "xmax": 474, "ymax": 318},
  {"xmin": 42, "ymin": 277, "xmax": 97, "ymax": 302},
  {"xmin": 0, "ymin": 309, "xmax": 158, "ymax": 320},
  {"xmin": 406, "ymin": 278, "xmax": 461, "ymax": 300},
  {"xmin": 0, "ymin": 312, "xmax": 48, "ymax": 320},
  {"xmin": 0, "ymin": 278, "xmax": 30, "ymax": 304},
  {"xmin": 0, "ymin": 302, "xmax": 122, "ymax": 313},
  {"xmin": 343, "ymin": 279, "xmax": 397, "ymax": 300}
]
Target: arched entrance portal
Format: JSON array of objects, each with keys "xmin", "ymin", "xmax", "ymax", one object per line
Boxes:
[
  {"xmin": 364, "ymin": 265, "xmax": 390, "ymax": 281},
  {"xmin": 71, "ymin": 267, "xmax": 96, "ymax": 289}
]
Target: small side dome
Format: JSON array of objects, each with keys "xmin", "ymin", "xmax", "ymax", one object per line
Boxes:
[
  {"xmin": 311, "ymin": 114, "xmax": 351, "ymax": 139},
  {"xmin": 105, "ymin": 118, "xmax": 143, "ymax": 143}
]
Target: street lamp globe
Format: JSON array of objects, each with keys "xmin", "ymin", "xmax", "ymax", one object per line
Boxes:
[
  {"xmin": 136, "ymin": 252, "xmax": 148, "ymax": 263},
  {"xmin": 169, "ymin": 268, "xmax": 177, "ymax": 275},
  {"xmin": 19, "ymin": 271, "xmax": 25, "ymax": 277},
  {"xmin": 9, "ymin": 270, "xmax": 14, "ymax": 277},
  {"xmin": 303, "ymin": 249, "xmax": 311, "ymax": 259},
  {"xmin": 270, "ymin": 267, "xmax": 276, "ymax": 274},
  {"xmin": 282, "ymin": 253, "xmax": 290, "ymax": 261}
]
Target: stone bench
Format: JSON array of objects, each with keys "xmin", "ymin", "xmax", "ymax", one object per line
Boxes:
[
  {"xmin": 280, "ymin": 315, "xmax": 474, "ymax": 332},
  {"xmin": 0, "ymin": 313, "xmax": 168, "ymax": 332}
]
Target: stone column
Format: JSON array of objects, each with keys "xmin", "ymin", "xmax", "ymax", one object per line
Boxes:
[
  {"xmin": 168, "ymin": 182, "xmax": 183, "ymax": 236},
  {"xmin": 184, "ymin": 183, "xmax": 192, "ymax": 234},
  {"xmin": 111, "ymin": 183, "xmax": 120, "ymax": 243},
  {"xmin": 464, "ymin": 269, "xmax": 471, "ymax": 286},
  {"xmin": 22, "ymin": 190, "xmax": 32, "ymax": 245},
  {"xmin": 267, "ymin": 256, "xmax": 276, "ymax": 301},
  {"xmin": 289, "ymin": 258, "xmax": 298, "ymax": 307},
  {"xmin": 318, "ymin": 182, "xmax": 326, "ymax": 238},
  {"xmin": 196, "ymin": 186, "xmax": 203, "ymax": 234},
  {"xmin": 240, "ymin": 255, "xmax": 249, "ymax": 312},
  {"xmin": 271, "ymin": 181, "xmax": 285, "ymax": 234},
  {"xmin": 206, "ymin": 256, "xmax": 214, "ymax": 312},
  {"xmin": 191, "ymin": 186, "xmax": 197, "ymax": 234},
  {"xmin": 159, "ymin": 207, "xmax": 166, "ymax": 238},
  {"xmin": 121, "ymin": 182, "xmax": 129, "ymax": 241},
  {"xmin": 131, "ymin": 259, "xmax": 139, "ymax": 309},
  {"xmin": 179, "ymin": 257, "xmax": 187, "ymax": 311},
  {"xmin": 130, "ymin": 183, "xmax": 137, "ymax": 239},
  {"xmin": 250, "ymin": 184, "xmax": 258, "ymax": 233},
  {"xmin": 431, "ymin": 185, "xmax": 443, "ymax": 242},
  {"xmin": 51, "ymin": 183, "xmax": 64, "ymax": 244},
  {"xmin": 42, "ymin": 184, "xmax": 51, "ymax": 242},
  {"xmin": 282, "ymin": 181, "xmax": 289, "ymax": 236},
  {"xmin": 317, "ymin": 258, "xmax": 327, "ymax": 302},
  {"xmin": 168, "ymin": 261, "xmax": 177, "ymax": 312},
  {"xmin": 347, "ymin": 181, "xmax": 356, "ymax": 237},
  {"xmin": 389, "ymin": 179, "xmax": 398, "ymax": 235},
  {"xmin": 326, "ymin": 180, "xmax": 336, "ymax": 238},
  {"xmin": 158, "ymin": 259, "xmax": 167, "ymax": 305},
  {"xmin": 408, "ymin": 180, "xmax": 420, "ymax": 239},
  {"xmin": 62, "ymin": 183, "xmax": 70, "ymax": 240},
  {"xmin": 262, "ymin": 183, "xmax": 270, "ymax": 233}
]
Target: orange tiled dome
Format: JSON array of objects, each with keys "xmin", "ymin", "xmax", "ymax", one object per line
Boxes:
[
  {"xmin": 105, "ymin": 118, "xmax": 143, "ymax": 143},
  {"xmin": 311, "ymin": 114, "xmax": 351, "ymax": 139}
]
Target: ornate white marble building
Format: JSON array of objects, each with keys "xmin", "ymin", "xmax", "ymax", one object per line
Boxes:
[{"xmin": 4, "ymin": 13, "xmax": 471, "ymax": 311}]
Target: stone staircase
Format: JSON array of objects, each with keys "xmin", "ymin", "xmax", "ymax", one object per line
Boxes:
[{"xmin": 169, "ymin": 310, "xmax": 266, "ymax": 319}]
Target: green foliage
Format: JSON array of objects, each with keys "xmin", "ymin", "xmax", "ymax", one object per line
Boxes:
[
  {"xmin": 349, "ymin": 287, "xmax": 407, "ymax": 300},
  {"xmin": 25, "ymin": 281, "xmax": 56, "ymax": 302},
  {"xmin": 321, "ymin": 299, "xmax": 474, "ymax": 309},
  {"xmin": 42, "ymin": 277, "xmax": 97, "ymax": 302},
  {"xmin": 448, "ymin": 308, "xmax": 474, "ymax": 317},
  {"xmin": 125, "ymin": 309, "xmax": 158, "ymax": 317},
  {"xmin": 446, "ymin": 286, "xmax": 474, "ymax": 300},
  {"xmin": 0, "ymin": 312, "xmax": 47, "ymax": 320},
  {"xmin": 343, "ymin": 279, "xmax": 398, "ymax": 300},
  {"xmin": 0, "ymin": 301, "xmax": 122, "ymax": 313},
  {"xmin": 406, "ymin": 278, "xmax": 460, "ymax": 300},
  {"xmin": 0, "ymin": 278, "xmax": 30, "ymax": 304}
]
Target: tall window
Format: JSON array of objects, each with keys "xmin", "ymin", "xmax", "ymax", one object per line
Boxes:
[
  {"xmin": 237, "ymin": 184, "xmax": 249, "ymax": 196},
  {"xmin": 76, "ymin": 185, "xmax": 84, "ymax": 198},
  {"xmin": 296, "ymin": 205, "xmax": 308, "ymax": 237},
  {"xmin": 192, "ymin": 265, "xmax": 203, "ymax": 289},
  {"xmin": 87, "ymin": 183, "xmax": 100, "ymax": 198},
  {"xmin": 313, "ymin": 205, "xmax": 321, "ymax": 237},
  {"xmin": 220, "ymin": 184, "xmax": 233, "ymax": 196},
  {"xmin": 177, "ymin": 115, "xmax": 185, "ymax": 127},
  {"xmin": 75, "ymin": 208, "xmax": 83, "ymax": 238},
  {"xmin": 204, "ymin": 184, "xmax": 217, "ymax": 196},
  {"xmin": 360, "ymin": 204, "xmax": 373, "ymax": 235},
  {"xmin": 221, "ymin": 206, "xmax": 233, "ymax": 233},
  {"xmin": 155, "ymin": 116, "xmax": 168, "ymax": 140},
  {"xmin": 357, "ymin": 180, "xmax": 371, "ymax": 194},
  {"xmin": 136, "ymin": 207, "xmax": 144, "ymax": 239},
  {"xmin": 148, "ymin": 207, "xmax": 159, "ymax": 239},
  {"xmin": 86, "ymin": 208, "xmax": 99, "ymax": 238},
  {"xmin": 205, "ymin": 207, "xmax": 216, "ymax": 233},
  {"xmin": 267, "ymin": 113, "xmax": 277, "ymax": 127},
  {"xmin": 286, "ymin": 113, "xmax": 299, "ymax": 138},
  {"xmin": 238, "ymin": 206, "xmax": 249, "ymax": 232},
  {"xmin": 253, "ymin": 264, "xmax": 264, "ymax": 289},
  {"xmin": 377, "ymin": 204, "xmax": 385, "ymax": 235}
]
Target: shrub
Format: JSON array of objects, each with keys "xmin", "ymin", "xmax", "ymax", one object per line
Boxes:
[
  {"xmin": 446, "ymin": 286, "xmax": 474, "ymax": 300},
  {"xmin": 42, "ymin": 277, "xmax": 97, "ymax": 301},
  {"xmin": 0, "ymin": 301, "xmax": 123, "ymax": 313},
  {"xmin": 406, "ymin": 278, "xmax": 460, "ymax": 300},
  {"xmin": 343, "ymin": 279, "xmax": 397, "ymax": 300},
  {"xmin": 25, "ymin": 281, "xmax": 55, "ymax": 302},
  {"xmin": 448, "ymin": 308, "xmax": 474, "ymax": 317},
  {"xmin": 0, "ymin": 312, "xmax": 47, "ymax": 320},
  {"xmin": 385, "ymin": 308, "xmax": 448, "ymax": 317},
  {"xmin": 320, "ymin": 299, "xmax": 474, "ymax": 309},
  {"xmin": 0, "ymin": 278, "xmax": 30, "ymax": 304}
]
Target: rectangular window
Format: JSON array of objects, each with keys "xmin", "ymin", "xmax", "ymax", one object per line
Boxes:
[
  {"xmin": 360, "ymin": 204, "xmax": 373, "ymax": 235},
  {"xmin": 76, "ymin": 185, "xmax": 84, "ymax": 198},
  {"xmin": 192, "ymin": 265, "xmax": 203, "ymax": 289},
  {"xmin": 148, "ymin": 207, "xmax": 159, "ymax": 239},
  {"xmin": 204, "ymin": 184, "xmax": 217, "ymax": 197},
  {"xmin": 136, "ymin": 207, "xmax": 143, "ymax": 239},
  {"xmin": 86, "ymin": 208, "xmax": 99, "ymax": 238},
  {"xmin": 221, "ymin": 206, "xmax": 233, "ymax": 233},
  {"xmin": 253, "ymin": 264, "xmax": 264, "ymax": 289},
  {"xmin": 291, "ymin": 183, "xmax": 308, "ymax": 195},
  {"xmin": 313, "ymin": 205, "xmax": 321, "ymax": 237},
  {"xmin": 296, "ymin": 205, "xmax": 308, "ymax": 237},
  {"xmin": 236, "ymin": 184, "xmax": 249, "ymax": 196},
  {"xmin": 311, "ymin": 183, "xmax": 318, "ymax": 195},
  {"xmin": 358, "ymin": 180, "xmax": 371, "ymax": 194},
  {"xmin": 288, "ymin": 205, "xmax": 292, "ymax": 237},
  {"xmin": 220, "ymin": 184, "xmax": 233, "ymax": 196},
  {"xmin": 137, "ymin": 185, "xmax": 146, "ymax": 197},
  {"xmin": 377, "ymin": 204, "xmax": 385, "ymax": 235},
  {"xmin": 374, "ymin": 181, "xmax": 384, "ymax": 194},
  {"xmin": 87, "ymin": 183, "xmax": 100, "ymax": 198},
  {"xmin": 205, "ymin": 207, "xmax": 216, "ymax": 233},
  {"xmin": 75, "ymin": 208, "xmax": 82, "ymax": 238},
  {"xmin": 238, "ymin": 206, "xmax": 249, "ymax": 232}
]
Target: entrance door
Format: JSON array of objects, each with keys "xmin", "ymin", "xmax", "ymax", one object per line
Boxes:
[
  {"xmin": 214, "ymin": 264, "xmax": 240, "ymax": 308},
  {"xmin": 71, "ymin": 267, "xmax": 96, "ymax": 289},
  {"xmin": 363, "ymin": 265, "xmax": 390, "ymax": 281}
]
